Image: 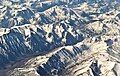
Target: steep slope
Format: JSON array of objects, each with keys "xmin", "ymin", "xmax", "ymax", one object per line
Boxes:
[{"xmin": 0, "ymin": 1, "xmax": 87, "ymax": 70}]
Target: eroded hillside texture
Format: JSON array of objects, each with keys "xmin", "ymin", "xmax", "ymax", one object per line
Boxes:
[{"xmin": 0, "ymin": 0, "xmax": 120, "ymax": 76}]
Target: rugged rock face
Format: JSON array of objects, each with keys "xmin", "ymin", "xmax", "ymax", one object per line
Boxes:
[{"xmin": 0, "ymin": 0, "xmax": 120, "ymax": 76}]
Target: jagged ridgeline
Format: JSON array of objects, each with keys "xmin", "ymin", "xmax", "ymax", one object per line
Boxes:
[{"xmin": 0, "ymin": 0, "xmax": 120, "ymax": 76}]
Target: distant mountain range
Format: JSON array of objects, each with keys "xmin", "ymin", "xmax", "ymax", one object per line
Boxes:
[{"xmin": 0, "ymin": 0, "xmax": 120, "ymax": 76}]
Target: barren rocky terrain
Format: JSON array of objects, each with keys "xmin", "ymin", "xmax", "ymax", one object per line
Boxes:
[{"xmin": 0, "ymin": 0, "xmax": 120, "ymax": 76}]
